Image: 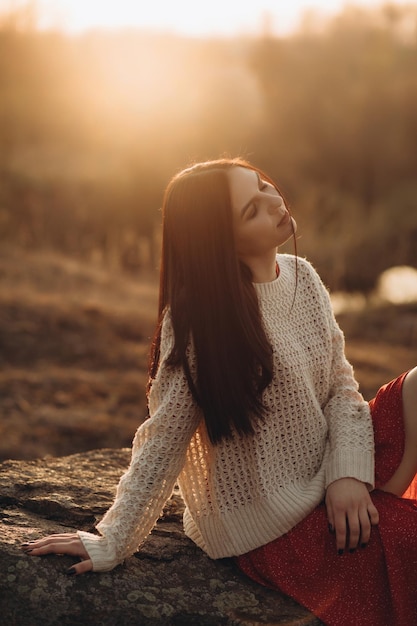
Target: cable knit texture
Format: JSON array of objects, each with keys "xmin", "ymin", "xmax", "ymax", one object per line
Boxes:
[{"xmin": 78, "ymin": 254, "xmax": 375, "ymax": 572}]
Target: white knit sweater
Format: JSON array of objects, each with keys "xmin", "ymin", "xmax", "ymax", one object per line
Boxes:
[{"xmin": 78, "ymin": 254, "xmax": 375, "ymax": 572}]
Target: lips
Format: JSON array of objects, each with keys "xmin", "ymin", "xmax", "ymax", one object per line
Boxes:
[{"xmin": 277, "ymin": 212, "xmax": 290, "ymax": 227}]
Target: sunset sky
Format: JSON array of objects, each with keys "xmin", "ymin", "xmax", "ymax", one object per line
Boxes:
[{"xmin": 2, "ymin": 0, "xmax": 413, "ymax": 36}]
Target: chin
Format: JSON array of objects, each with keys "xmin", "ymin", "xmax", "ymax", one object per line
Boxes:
[{"xmin": 277, "ymin": 221, "xmax": 296, "ymax": 246}]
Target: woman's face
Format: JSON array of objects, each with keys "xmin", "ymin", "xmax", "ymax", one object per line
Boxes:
[{"xmin": 228, "ymin": 166, "xmax": 296, "ymax": 261}]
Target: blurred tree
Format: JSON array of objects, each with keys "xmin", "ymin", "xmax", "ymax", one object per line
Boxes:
[
  {"xmin": 0, "ymin": 2, "xmax": 416, "ymax": 289},
  {"xmin": 248, "ymin": 4, "xmax": 417, "ymax": 290}
]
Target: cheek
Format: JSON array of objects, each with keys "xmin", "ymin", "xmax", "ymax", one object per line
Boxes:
[
  {"xmin": 235, "ymin": 225, "xmax": 254, "ymax": 248},
  {"xmin": 235, "ymin": 227, "xmax": 267, "ymax": 256}
]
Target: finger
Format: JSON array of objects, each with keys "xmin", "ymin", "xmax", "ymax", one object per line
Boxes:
[
  {"xmin": 22, "ymin": 533, "xmax": 78, "ymax": 551},
  {"xmin": 67, "ymin": 559, "xmax": 93, "ymax": 576},
  {"xmin": 358, "ymin": 506, "xmax": 372, "ymax": 547},
  {"xmin": 326, "ymin": 503, "xmax": 335, "ymax": 535},
  {"xmin": 346, "ymin": 512, "xmax": 361, "ymax": 551},
  {"xmin": 325, "ymin": 497, "xmax": 335, "ymax": 535},
  {"xmin": 23, "ymin": 537, "xmax": 89, "ymax": 560},
  {"xmin": 367, "ymin": 501, "xmax": 379, "ymax": 526},
  {"xmin": 333, "ymin": 512, "xmax": 348, "ymax": 554},
  {"xmin": 23, "ymin": 533, "xmax": 78, "ymax": 546}
]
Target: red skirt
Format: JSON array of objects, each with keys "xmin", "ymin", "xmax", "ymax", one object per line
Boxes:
[{"xmin": 236, "ymin": 372, "xmax": 417, "ymax": 626}]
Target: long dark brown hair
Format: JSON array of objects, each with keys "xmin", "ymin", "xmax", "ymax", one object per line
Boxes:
[{"xmin": 148, "ymin": 158, "xmax": 293, "ymax": 444}]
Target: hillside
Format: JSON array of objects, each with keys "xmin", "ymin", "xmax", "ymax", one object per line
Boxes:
[
  {"xmin": 0, "ymin": 246, "xmax": 158, "ymax": 461},
  {"xmin": 0, "ymin": 247, "xmax": 415, "ymax": 461}
]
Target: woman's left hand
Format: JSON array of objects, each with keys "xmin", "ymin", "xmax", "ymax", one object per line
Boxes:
[
  {"xmin": 325, "ymin": 477, "xmax": 379, "ymax": 554},
  {"xmin": 21, "ymin": 533, "xmax": 93, "ymax": 575}
]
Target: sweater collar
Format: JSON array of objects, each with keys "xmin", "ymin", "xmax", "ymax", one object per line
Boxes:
[{"xmin": 253, "ymin": 255, "xmax": 290, "ymax": 297}]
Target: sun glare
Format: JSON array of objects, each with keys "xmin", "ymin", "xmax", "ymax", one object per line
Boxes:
[{"xmin": 9, "ymin": 0, "xmax": 412, "ymax": 37}]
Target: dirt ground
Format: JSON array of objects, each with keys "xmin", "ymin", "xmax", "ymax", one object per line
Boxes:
[{"xmin": 0, "ymin": 246, "xmax": 416, "ymax": 461}]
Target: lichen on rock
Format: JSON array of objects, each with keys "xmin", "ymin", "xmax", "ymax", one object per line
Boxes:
[{"xmin": 0, "ymin": 449, "xmax": 322, "ymax": 625}]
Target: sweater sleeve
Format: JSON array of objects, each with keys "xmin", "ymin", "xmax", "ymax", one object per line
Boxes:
[
  {"xmin": 313, "ymin": 272, "xmax": 375, "ymax": 490},
  {"xmin": 78, "ymin": 314, "xmax": 200, "ymax": 572}
]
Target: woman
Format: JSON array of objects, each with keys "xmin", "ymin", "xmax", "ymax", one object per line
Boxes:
[{"xmin": 22, "ymin": 158, "xmax": 417, "ymax": 625}]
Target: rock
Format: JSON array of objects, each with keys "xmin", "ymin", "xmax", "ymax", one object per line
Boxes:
[{"xmin": 0, "ymin": 449, "xmax": 322, "ymax": 626}]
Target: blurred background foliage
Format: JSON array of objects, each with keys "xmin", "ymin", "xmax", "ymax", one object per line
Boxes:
[
  {"xmin": 0, "ymin": 2, "xmax": 416, "ymax": 291},
  {"xmin": 1, "ymin": 2, "xmax": 416, "ymax": 461}
]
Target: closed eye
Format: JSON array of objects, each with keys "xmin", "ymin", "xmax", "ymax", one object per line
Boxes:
[{"xmin": 262, "ymin": 180, "xmax": 280, "ymax": 198}]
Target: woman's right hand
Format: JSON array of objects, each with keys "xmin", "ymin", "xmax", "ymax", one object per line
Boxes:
[{"xmin": 21, "ymin": 533, "xmax": 93, "ymax": 575}]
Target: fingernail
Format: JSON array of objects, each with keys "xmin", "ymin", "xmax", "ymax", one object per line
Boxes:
[
  {"xmin": 338, "ymin": 549, "xmax": 344, "ymax": 556},
  {"xmin": 21, "ymin": 543, "xmax": 30, "ymax": 547},
  {"xmin": 328, "ymin": 523, "xmax": 334, "ymax": 534},
  {"xmin": 66, "ymin": 567, "xmax": 76, "ymax": 576},
  {"xmin": 360, "ymin": 542, "xmax": 368, "ymax": 549},
  {"xmin": 349, "ymin": 548, "xmax": 356, "ymax": 554}
]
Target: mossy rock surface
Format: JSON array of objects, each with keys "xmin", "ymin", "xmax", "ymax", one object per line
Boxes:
[{"xmin": 0, "ymin": 449, "xmax": 322, "ymax": 625}]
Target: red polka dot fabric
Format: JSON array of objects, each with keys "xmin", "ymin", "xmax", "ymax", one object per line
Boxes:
[{"xmin": 236, "ymin": 372, "xmax": 417, "ymax": 625}]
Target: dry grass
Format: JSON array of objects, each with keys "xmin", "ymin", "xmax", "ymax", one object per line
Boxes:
[
  {"xmin": 0, "ymin": 246, "xmax": 158, "ymax": 461},
  {"xmin": 0, "ymin": 246, "xmax": 415, "ymax": 461},
  {"xmin": 339, "ymin": 303, "xmax": 417, "ymax": 400}
]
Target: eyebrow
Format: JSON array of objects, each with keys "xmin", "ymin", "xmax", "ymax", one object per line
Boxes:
[{"xmin": 239, "ymin": 172, "xmax": 262, "ymax": 219}]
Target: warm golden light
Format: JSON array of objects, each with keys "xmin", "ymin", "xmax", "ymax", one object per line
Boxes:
[
  {"xmin": 0, "ymin": 0, "xmax": 416, "ymax": 469},
  {"xmin": 0, "ymin": 0, "xmax": 416, "ymax": 297},
  {"xmin": 9, "ymin": 0, "xmax": 413, "ymax": 37}
]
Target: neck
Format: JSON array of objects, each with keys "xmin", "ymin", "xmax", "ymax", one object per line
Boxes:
[{"xmin": 243, "ymin": 250, "xmax": 278, "ymax": 283}]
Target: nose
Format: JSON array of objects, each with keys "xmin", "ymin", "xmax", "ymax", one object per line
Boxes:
[{"xmin": 267, "ymin": 196, "xmax": 283, "ymax": 214}]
